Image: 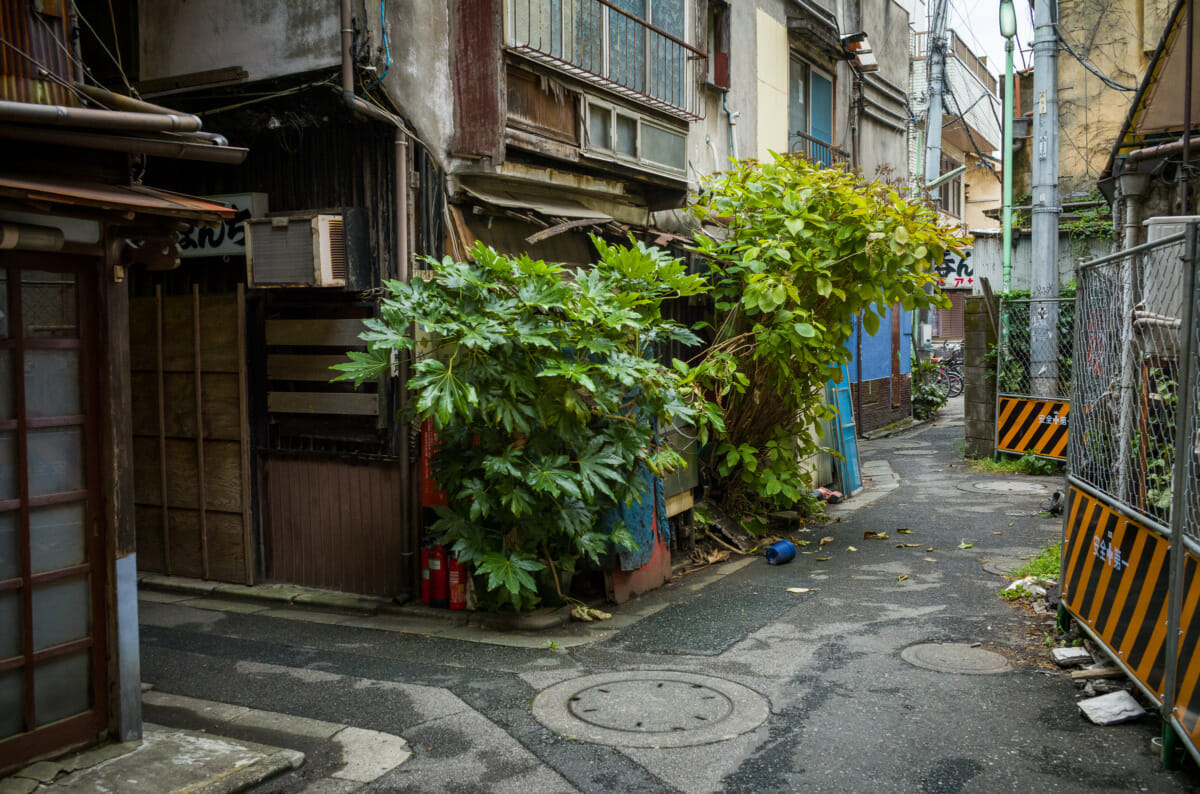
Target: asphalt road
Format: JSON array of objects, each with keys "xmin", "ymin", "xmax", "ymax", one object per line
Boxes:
[{"xmin": 139, "ymin": 406, "xmax": 1200, "ymax": 793}]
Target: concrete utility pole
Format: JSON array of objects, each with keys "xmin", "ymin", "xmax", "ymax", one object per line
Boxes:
[
  {"xmin": 923, "ymin": 0, "xmax": 950, "ymax": 200},
  {"xmin": 1030, "ymin": 0, "xmax": 1061, "ymax": 396}
]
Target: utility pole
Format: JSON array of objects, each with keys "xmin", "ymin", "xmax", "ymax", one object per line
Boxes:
[
  {"xmin": 1030, "ymin": 0, "xmax": 1061, "ymax": 397},
  {"xmin": 923, "ymin": 0, "xmax": 950, "ymax": 199}
]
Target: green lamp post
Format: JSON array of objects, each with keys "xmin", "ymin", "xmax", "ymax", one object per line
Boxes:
[{"xmin": 1000, "ymin": 0, "xmax": 1017, "ymax": 292}]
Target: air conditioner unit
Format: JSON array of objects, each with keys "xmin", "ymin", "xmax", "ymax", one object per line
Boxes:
[{"xmin": 245, "ymin": 213, "xmax": 350, "ymax": 288}]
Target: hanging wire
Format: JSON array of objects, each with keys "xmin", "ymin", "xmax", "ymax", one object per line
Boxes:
[
  {"xmin": 365, "ymin": 0, "xmax": 392, "ymax": 90},
  {"xmin": 74, "ymin": 5, "xmax": 136, "ymax": 96},
  {"xmin": 1054, "ymin": 23, "xmax": 1138, "ymax": 92}
]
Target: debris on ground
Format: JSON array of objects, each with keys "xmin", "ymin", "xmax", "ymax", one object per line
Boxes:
[
  {"xmin": 811, "ymin": 487, "xmax": 843, "ymax": 504},
  {"xmin": 694, "ymin": 499, "xmax": 758, "ymax": 552},
  {"xmin": 1041, "ymin": 490, "xmax": 1065, "ymax": 516},
  {"xmin": 1070, "ymin": 664, "xmax": 1124, "ymax": 681},
  {"xmin": 1077, "ymin": 691, "xmax": 1146, "ymax": 725},
  {"xmin": 1003, "ymin": 576, "xmax": 1053, "ymax": 598},
  {"xmin": 1051, "ymin": 646, "xmax": 1092, "ymax": 667}
]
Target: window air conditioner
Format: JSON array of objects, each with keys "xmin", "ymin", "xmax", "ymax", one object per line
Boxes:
[{"xmin": 245, "ymin": 213, "xmax": 347, "ymax": 288}]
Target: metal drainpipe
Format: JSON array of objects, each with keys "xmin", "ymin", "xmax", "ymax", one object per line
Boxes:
[
  {"xmin": 1182, "ymin": 0, "xmax": 1194, "ymax": 214},
  {"xmin": 722, "ymin": 92, "xmax": 739, "ymax": 161},
  {"xmin": 342, "ymin": 0, "xmax": 418, "ymax": 599},
  {"xmin": 0, "ymin": 98, "xmax": 202, "ymax": 132}
]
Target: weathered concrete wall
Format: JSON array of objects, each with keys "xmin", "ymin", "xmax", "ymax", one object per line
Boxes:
[
  {"xmin": 689, "ymin": 0, "xmax": 757, "ymax": 178},
  {"xmin": 964, "ymin": 160, "xmax": 1000, "ymax": 230},
  {"xmin": 971, "ymin": 229, "xmax": 1110, "ymax": 292},
  {"xmin": 377, "ymin": 2, "xmax": 463, "ymax": 166},
  {"xmin": 855, "ymin": 0, "xmax": 911, "ymax": 181},
  {"xmin": 139, "ymin": 2, "xmax": 340, "ymax": 84},
  {"xmin": 1056, "ymin": 0, "xmax": 1173, "ymax": 199},
  {"xmin": 964, "ymin": 295, "xmax": 997, "ymax": 457}
]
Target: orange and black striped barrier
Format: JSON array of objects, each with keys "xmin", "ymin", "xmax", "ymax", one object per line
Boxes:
[
  {"xmin": 1173, "ymin": 551, "xmax": 1200, "ymax": 752},
  {"xmin": 996, "ymin": 396, "xmax": 1070, "ymax": 460},
  {"xmin": 1062, "ymin": 486, "xmax": 1171, "ymax": 701}
]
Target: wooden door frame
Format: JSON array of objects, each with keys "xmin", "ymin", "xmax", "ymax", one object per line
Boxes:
[{"xmin": 0, "ymin": 253, "xmax": 109, "ymax": 770}]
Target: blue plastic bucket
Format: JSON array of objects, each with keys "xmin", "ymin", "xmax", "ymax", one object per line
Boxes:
[{"xmin": 765, "ymin": 540, "xmax": 796, "ymax": 565}]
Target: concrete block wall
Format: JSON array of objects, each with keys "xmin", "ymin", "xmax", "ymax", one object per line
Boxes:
[{"xmin": 964, "ymin": 295, "xmax": 998, "ymax": 457}]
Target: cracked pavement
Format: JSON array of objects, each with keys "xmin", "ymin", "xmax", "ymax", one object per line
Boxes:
[{"xmin": 138, "ymin": 403, "xmax": 1199, "ymax": 792}]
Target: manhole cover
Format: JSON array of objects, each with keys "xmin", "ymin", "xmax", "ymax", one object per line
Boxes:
[
  {"xmin": 983, "ymin": 559, "xmax": 1024, "ymax": 576},
  {"xmin": 956, "ymin": 480, "xmax": 1048, "ymax": 495},
  {"xmin": 531, "ymin": 671, "xmax": 770, "ymax": 748},
  {"xmin": 900, "ymin": 643, "xmax": 1011, "ymax": 674}
]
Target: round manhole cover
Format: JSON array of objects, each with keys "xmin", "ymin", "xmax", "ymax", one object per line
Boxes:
[
  {"xmin": 956, "ymin": 480, "xmax": 1048, "ymax": 495},
  {"xmin": 532, "ymin": 671, "xmax": 770, "ymax": 748},
  {"xmin": 983, "ymin": 559, "xmax": 1025, "ymax": 576},
  {"xmin": 901, "ymin": 643, "xmax": 1011, "ymax": 675}
]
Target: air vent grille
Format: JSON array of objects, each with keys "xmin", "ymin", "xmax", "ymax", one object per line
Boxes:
[{"xmin": 327, "ymin": 217, "xmax": 346, "ymax": 281}]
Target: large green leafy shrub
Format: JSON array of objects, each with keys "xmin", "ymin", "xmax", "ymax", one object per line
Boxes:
[
  {"xmin": 333, "ymin": 238, "xmax": 716, "ymax": 610},
  {"xmin": 688, "ymin": 154, "xmax": 963, "ymax": 516}
]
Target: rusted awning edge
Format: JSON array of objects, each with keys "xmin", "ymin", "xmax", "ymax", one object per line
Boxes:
[{"xmin": 0, "ymin": 174, "xmax": 237, "ymax": 223}]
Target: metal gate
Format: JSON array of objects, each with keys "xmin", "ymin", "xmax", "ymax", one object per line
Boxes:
[
  {"xmin": 1063, "ymin": 224, "xmax": 1200, "ymax": 766},
  {"xmin": 995, "ymin": 297, "xmax": 1075, "ymax": 460}
]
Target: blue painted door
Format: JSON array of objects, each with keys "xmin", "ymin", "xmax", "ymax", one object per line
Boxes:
[
  {"xmin": 810, "ymin": 71, "xmax": 833, "ymax": 145},
  {"xmin": 826, "ymin": 364, "xmax": 863, "ymax": 495}
]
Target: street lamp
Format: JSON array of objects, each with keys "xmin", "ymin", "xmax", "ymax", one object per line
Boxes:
[{"xmin": 1000, "ymin": 0, "xmax": 1016, "ymax": 293}]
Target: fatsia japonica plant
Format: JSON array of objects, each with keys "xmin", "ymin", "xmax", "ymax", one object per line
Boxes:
[
  {"xmin": 688, "ymin": 153, "xmax": 965, "ymax": 520},
  {"xmin": 332, "ymin": 237, "xmax": 717, "ymax": 610}
]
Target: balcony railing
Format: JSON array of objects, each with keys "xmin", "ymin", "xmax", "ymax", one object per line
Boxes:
[
  {"xmin": 912, "ymin": 29, "xmax": 998, "ymax": 96},
  {"xmin": 790, "ymin": 130, "xmax": 849, "ymax": 167},
  {"xmin": 506, "ymin": 0, "xmax": 706, "ymax": 121},
  {"xmin": 949, "ymin": 31, "xmax": 997, "ymax": 95}
]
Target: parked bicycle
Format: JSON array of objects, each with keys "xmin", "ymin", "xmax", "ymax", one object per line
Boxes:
[{"xmin": 930, "ymin": 356, "xmax": 964, "ymax": 398}]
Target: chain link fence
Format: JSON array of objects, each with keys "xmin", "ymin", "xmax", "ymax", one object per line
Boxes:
[
  {"xmin": 1065, "ymin": 223, "xmax": 1200, "ymax": 767},
  {"xmin": 1071, "ymin": 233, "xmax": 1189, "ymax": 529},
  {"xmin": 996, "ymin": 297, "xmax": 1075, "ymax": 399}
]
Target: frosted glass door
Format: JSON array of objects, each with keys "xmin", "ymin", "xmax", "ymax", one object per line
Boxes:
[{"xmin": 0, "ymin": 258, "xmax": 104, "ymax": 768}]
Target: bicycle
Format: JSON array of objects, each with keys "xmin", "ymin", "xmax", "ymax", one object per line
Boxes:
[{"xmin": 931, "ymin": 357, "xmax": 964, "ymax": 398}]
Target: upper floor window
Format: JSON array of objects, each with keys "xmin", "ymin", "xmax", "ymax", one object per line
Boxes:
[
  {"xmin": 788, "ymin": 56, "xmax": 839, "ymax": 165},
  {"xmin": 939, "ymin": 155, "xmax": 963, "ymax": 218},
  {"xmin": 507, "ymin": 0, "xmax": 705, "ymax": 120}
]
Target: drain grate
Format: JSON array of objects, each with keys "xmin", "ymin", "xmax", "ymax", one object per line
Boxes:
[
  {"xmin": 901, "ymin": 643, "xmax": 1011, "ymax": 675},
  {"xmin": 532, "ymin": 671, "xmax": 770, "ymax": 748}
]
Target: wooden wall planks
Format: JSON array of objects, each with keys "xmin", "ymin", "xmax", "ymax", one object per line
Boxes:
[
  {"xmin": 263, "ymin": 456, "xmax": 408, "ymax": 597},
  {"xmin": 130, "ymin": 289, "xmax": 253, "ymax": 584}
]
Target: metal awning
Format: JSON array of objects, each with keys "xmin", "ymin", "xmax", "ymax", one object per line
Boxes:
[
  {"xmin": 0, "ymin": 174, "xmax": 237, "ymax": 223},
  {"xmin": 459, "ymin": 184, "xmax": 613, "ymax": 222}
]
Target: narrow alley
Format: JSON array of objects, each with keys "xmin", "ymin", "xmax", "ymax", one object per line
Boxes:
[{"xmin": 125, "ymin": 402, "xmax": 1197, "ymax": 793}]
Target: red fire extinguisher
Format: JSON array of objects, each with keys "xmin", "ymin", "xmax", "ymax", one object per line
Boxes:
[
  {"xmin": 428, "ymin": 544, "xmax": 449, "ymax": 608},
  {"xmin": 448, "ymin": 555, "xmax": 467, "ymax": 610},
  {"xmin": 420, "ymin": 547, "xmax": 431, "ymax": 605}
]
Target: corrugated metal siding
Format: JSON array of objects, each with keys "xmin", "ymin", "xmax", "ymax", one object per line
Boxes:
[
  {"xmin": 453, "ymin": 0, "xmax": 504, "ymax": 157},
  {"xmin": 0, "ymin": 4, "xmax": 77, "ymax": 105},
  {"xmin": 263, "ymin": 456, "xmax": 411, "ymax": 597}
]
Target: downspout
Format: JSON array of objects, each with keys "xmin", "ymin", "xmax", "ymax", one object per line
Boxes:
[
  {"xmin": 715, "ymin": 91, "xmax": 734, "ymax": 161},
  {"xmin": 342, "ymin": 0, "xmax": 416, "ymax": 599}
]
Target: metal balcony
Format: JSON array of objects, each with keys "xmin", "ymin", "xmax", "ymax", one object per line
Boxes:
[
  {"xmin": 506, "ymin": 0, "xmax": 706, "ymax": 121},
  {"xmin": 789, "ymin": 130, "xmax": 850, "ymax": 167}
]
